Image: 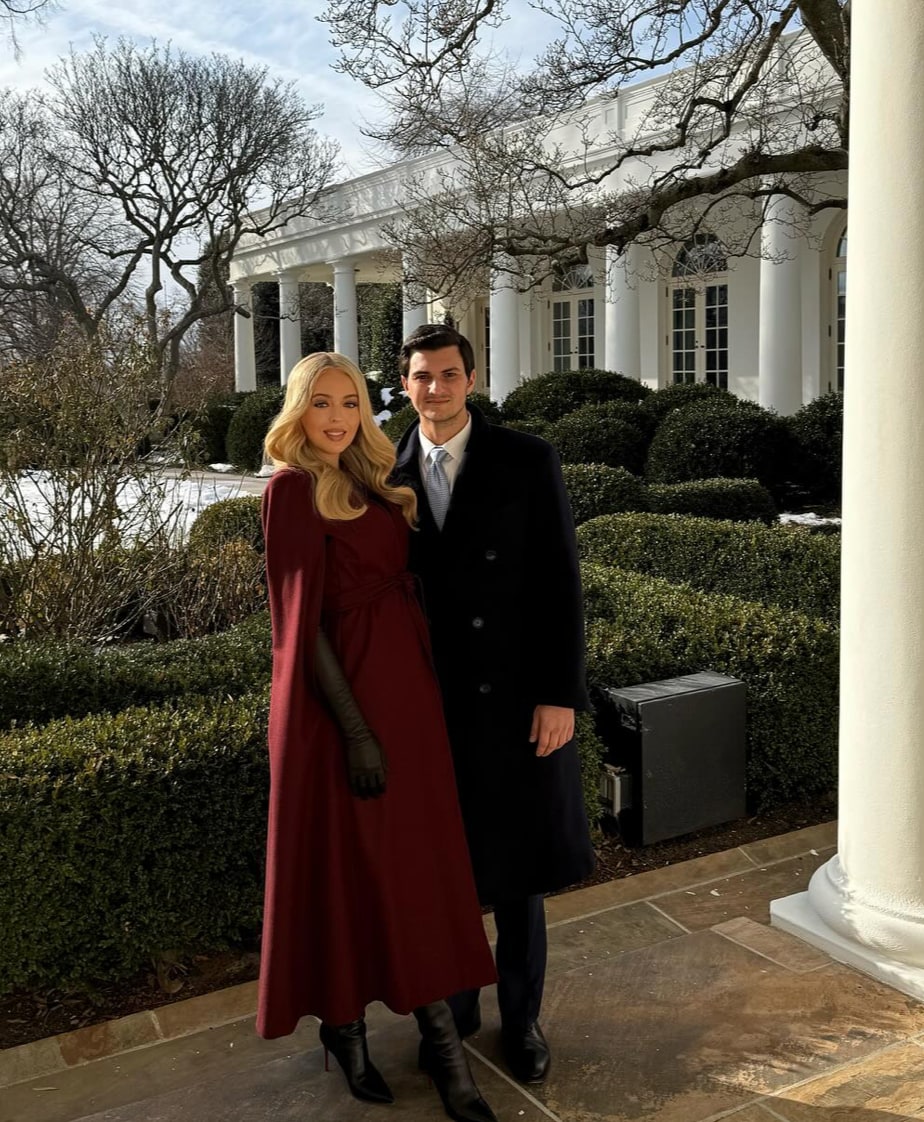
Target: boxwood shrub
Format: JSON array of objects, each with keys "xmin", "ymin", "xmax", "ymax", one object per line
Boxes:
[
  {"xmin": 581, "ymin": 563, "xmax": 838, "ymax": 805},
  {"xmin": 560, "ymin": 464, "xmax": 650, "ymax": 525},
  {"xmin": 645, "ymin": 397, "xmax": 797, "ymax": 501},
  {"xmin": 187, "ymin": 496, "xmax": 265, "ymax": 555},
  {"xmin": 575, "ymin": 710, "xmax": 607, "ymax": 829},
  {"xmin": 0, "ymin": 611, "xmax": 272, "ymax": 730},
  {"xmin": 0, "ymin": 691, "xmax": 270, "ymax": 992},
  {"xmin": 226, "ymin": 387, "xmax": 285, "ymax": 473},
  {"xmin": 547, "ymin": 403, "xmax": 650, "ymax": 473},
  {"xmin": 647, "ymin": 478, "xmax": 777, "ymax": 523},
  {"xmin": 501, "ymin": 369, "xmax": 651, "ymax": 423},
  {"xmin": 787, "ymin": 390, "xmax": 843, "ymax": 503},
  {"xmin": 189, "ymin": 392, "xmax": 251, "ymax": 464},
  {"xmin": 577, "ymin": 513, "xmax": 840, "ymax": 621},
  {"xmin": 640, "ymin": 381, "xmax": 735, "ymax": 424}
]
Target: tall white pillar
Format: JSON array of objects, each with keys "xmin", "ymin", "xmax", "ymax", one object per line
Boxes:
[
  {"xmin": 758, "ymin": 194, "xmax": 803, "ymax": 414},
  {"xmin": 604, "ymin": 243, "xmax": 641, "ymax": 378},
  {"xmin": 771, "ymin": 0, "xmax": 924, "ymax": 999},
  {"xmin": 232, "ymin": 280, "xmax": 256, "ymax": 392},
  {"xmin": 331, "ymin": 259, "xmax": 359, "ymax": 362},
  {"xmin": 402, "ymin": 257, "xmax": 430, "ymax": 338},
  {"xmin": 489, "ymin": 257, "xmax": 520, "ymax": 402},
  {"xmin": 276, "ymin": 270, "xmax": 301, "ymax": 385}
]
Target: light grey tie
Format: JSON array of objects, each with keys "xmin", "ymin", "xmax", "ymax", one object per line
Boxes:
[{"xmin": 426, "ymin": 447, "xmax": 451, "ymax": 530}]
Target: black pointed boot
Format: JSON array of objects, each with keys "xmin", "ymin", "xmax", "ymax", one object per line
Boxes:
[
  {"xmin": 319, "ymin": 1019, "xmax": 395, "ymax": 1104},
  {"xmin": 414, "ymin": 1001, "xmax": 497, "ymax": 1122}
]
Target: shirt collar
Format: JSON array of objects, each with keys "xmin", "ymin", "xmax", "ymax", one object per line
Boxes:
[{"xmin": 418, "ymin": 412, "xmax": 473, "ymax": 463}]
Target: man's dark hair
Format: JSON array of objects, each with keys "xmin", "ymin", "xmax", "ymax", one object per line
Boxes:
[{"xmin": 399, "ymin": 323, "xmax": 476, "ymax": 379}]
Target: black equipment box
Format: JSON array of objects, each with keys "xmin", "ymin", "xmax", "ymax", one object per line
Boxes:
[{"xmin": 597, "ymin": 671, "xmax": 746, "ymax": 845}]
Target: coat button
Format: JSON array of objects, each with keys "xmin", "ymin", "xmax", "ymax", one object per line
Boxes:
[
  {"xmin": 485, "ymin": 549, "xmax": 497, "ymax": 561},
  {"xmin": 472, "ymin": 616, "xmax": 484, "ymax": 629},
  {"xmin": 478, "ymin": 683, "xmax": 492, "ymax": 694}
]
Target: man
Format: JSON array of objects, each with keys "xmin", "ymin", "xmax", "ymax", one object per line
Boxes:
[{"xmin": 393, "ymin": 323, "xmax": 594, "ymax": 1085}]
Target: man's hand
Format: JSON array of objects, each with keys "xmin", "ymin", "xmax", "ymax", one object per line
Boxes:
[{"xmin": 529, "ymin": 705, "xmax": 575, "ymax": 757}]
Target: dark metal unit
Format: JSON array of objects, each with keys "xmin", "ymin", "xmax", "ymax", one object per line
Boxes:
[{"xmin": 597, "ymin": 671, "xmax": 747, "ymax": 845}]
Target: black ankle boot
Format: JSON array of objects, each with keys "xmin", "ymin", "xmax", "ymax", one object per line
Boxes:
[
  {"xmin": 414, "ymin": 1001, "xmax": 497, "ymax": 1122},
  {"xmin": 319, "ymin": 1019, "xmax": 395, "ymax": 1105}
]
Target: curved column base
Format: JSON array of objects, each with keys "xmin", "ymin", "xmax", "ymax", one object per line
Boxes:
[{"xmin": 772, "ymin": 859, "xmax": 924, "ymax": 1000}]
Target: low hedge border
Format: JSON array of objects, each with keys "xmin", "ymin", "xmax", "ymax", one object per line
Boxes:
[
  {"xmin": 0, "ymin": 690, "xmax": 270, "ymax": 992},
  {"xmin": 582, "ymin": 562, "xmax": 838, "ymax": 806},
  {"xmin": 648, "ymin": 478, "xmax": 778, "ymax": 524},
  {"xmin": 577, "ymin": 513, "xmax": 840, "ymax": 620},
  {"xmin": 0, "ymin": 611, "xmax": 272, "ymax": 730}
]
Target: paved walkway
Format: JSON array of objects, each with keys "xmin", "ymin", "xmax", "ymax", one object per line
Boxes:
[{"xmin": 5, "ymin": 820, "xmax": 924, "ymax": 1121}]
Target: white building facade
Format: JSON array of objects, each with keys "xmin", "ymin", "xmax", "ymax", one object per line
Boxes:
[{"xmin": 230, "ymin": 66, "xmax": 848, "ymax": 412}]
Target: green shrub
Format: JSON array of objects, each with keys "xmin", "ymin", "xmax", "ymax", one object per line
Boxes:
[
  {"xmin": 648, "ymin": 478, "xmax": 777, "ymax": 523},
  {"xmin": 788, "ymin": 391, "xmax": 843, "ymax": 504},
  {"xmin": 0, "ymin": 611, "xmax": 272, "ymax": 730},
  {"xmin": 575, "ymin": 711, "xmax": 607, "ymax": 829},
  {"xmin": 165, "ymin": 541, "xmax": 267, "ymax": 639},
  {"xmin": 582, "ymin": 563, "xmax": 838, "ymax": 805},
  {"xmin": 0, "ymin": 691, "xmax": 270, "ymax": 992},
  {"xmin": 502, "ymin": 417, "xmax": 551, "ymax": 438},
  {"xmin": 547, "ymin": 402, "xmax": 650, "ymax": 472},
  {"xmin": 501, "ymin": 369, "xmax": 651, "ymax": 423},
  {"xmin": 644, "ymin": 397, "xmax": 797, "ymax": 501},
  {"xmin": 382, "ymin": 404, "xmax": 418, "ymax": 442},
  {"xmin": 226, "ymin": 387, "xmax": 285, "ymax": 473},
  {"xmin": 560, "ymin": 464, "xmax": 650, "ymax": 525},
  {"xmin": 189, "ymin": 393, "xmax": 250, "ymax": 464},
  {"xmin": 641, "ymin": 381, "xmax": 735, "ymax": 424},
  {"xmin": 469, "ymin": 391, "xmax": 503, "ymax": 423},
  {"xmin": 187, "ymin": 497, "xmax": 264, "ymax": 555},
  {"xmin": 577, "ymin": 513, "xmax": 840, "ymax": 620}
]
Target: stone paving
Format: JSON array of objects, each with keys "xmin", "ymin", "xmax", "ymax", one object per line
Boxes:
[{"xmin": 6, "ymin": 821, "xmax": 924, "ymax": 1122}]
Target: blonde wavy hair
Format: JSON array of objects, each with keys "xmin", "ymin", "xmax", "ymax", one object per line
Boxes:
[{"xmin": 264, "ymin": 352, "xmax": 417, "ymax": 525}]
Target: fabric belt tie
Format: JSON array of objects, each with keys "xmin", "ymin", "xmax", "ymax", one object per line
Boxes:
[{"xmin": 325, "ymin": 571, "xmax": 419, "ymax": 614}]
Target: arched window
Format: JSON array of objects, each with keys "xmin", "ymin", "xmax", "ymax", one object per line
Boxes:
[
  {"xmin": 667, "ymin": 234, "xmax": 729, "ymax": 388},
  {"xmin": 550, "ymin": 263, "xmax": 595, "ymax": 371}
]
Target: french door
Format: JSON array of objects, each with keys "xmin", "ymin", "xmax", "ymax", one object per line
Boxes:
[
  {"xmin": 668, "ymin": 281, "xmax": 729, "ymax": 388},
  {"xmin": 551, "ymin": 294, "xmax": 595, "ymax": 371}
]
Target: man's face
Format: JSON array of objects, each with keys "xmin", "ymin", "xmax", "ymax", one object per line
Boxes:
[{"xmin": 402, "ymin": 345, "xmax": 476, "ymax": 430}]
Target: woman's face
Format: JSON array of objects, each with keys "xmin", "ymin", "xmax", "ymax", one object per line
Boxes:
[{"xmin": 300, "ymin": 367, "xmax": 362, "ymax": 466}]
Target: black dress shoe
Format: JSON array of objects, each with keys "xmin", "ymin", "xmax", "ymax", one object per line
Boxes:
[{"xmin": 502, "ymin": 1021, "xmax": 550, "ymax": 1084}]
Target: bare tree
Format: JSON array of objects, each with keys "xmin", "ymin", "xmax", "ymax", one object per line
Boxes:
[
  {"xmin": 1, "ymin": 0, "xmax": 53, "ymax": 57},
  {"xmin": 322, "ymin": 1, "xmax": 849, "ymax": 298},
  {"xmin": 0, "ymin": 39, "xmax": 338, "ymax": 399}
]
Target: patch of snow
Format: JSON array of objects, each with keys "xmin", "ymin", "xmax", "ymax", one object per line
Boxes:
[
  {"xmin": 256, "ymin": 464, "xmax": 275, "ymax": 478},
  {"xmin": 208, "ymin": 463, "xmax": 236, "ymax": 473},
  {"xmin": 779, "ymin": 512, "xmax": 842, "ymax": 527},
  {"xmin": 373, "ymin": 409, "xmax": 393, "ymax": 427}
]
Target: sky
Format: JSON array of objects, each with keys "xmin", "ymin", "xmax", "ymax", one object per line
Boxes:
[{"xmin": 0, "ymin": 0, "xmax": 564, "ymax": 180}]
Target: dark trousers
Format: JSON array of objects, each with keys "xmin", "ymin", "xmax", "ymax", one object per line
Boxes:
[{"xmin": 449, "ymin": 895, "xmax": 547, "ymax": 1034}]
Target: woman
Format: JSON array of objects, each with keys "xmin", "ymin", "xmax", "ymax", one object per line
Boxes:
[{"xmin": 257, "ymin": 352, "xmax": 498, "ymax": 1122}]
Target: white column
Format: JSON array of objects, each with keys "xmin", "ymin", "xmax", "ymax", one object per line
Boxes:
[
  {"xmin": 276, "ymin": 270, "xmax": 301, "ymax": 385},
  {"xmin": 232, "ymin": 280, "xmax": 256, "ymax": 392},
  {"xmin": 518, "ymin": 289, "xmax": 533, "ymax": 381},
  {"xmin": 488, "ymin": 257, "xmax": 520, "ymax": 402},
  {"xmin": 604, "ymin": 243, "xmax": 641, "ymax": 377},
  {"xmin": 758, "ymin": 194, "xmax": 803, "ymax": 415},
  {"xmin": 402, "ymin": 257, "xmax": 430, "ymax": 338},
  {"xmin": 330, "ymin": 259, "xmax": 359, "ymax": 362},
  {"xmin": 771, "ymin": 0, "xmax": 924, "ymax": 999}
]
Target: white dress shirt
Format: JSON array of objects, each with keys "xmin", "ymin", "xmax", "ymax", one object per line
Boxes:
[{"xmin": 417, "ymin": 414, "xmax": 472, "ymax": 493}]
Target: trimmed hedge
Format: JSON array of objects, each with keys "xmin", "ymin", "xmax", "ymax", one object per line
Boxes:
[
  {"xmin": 575, "ymin": 711, "xmax": 607, "ymax": 829},
  {"xmin": 582, "ymin": 563, "xmax": 838, "ymax": 805},
  {"xmin": 189, "ymin": 392, "xmax": 251, "ymax": 465},
  {"xmin": 560, "ymin": 464, "xmax": 650, "ymax": 524},
  {"xmin": 577, "ymin": 513, "xmax": 840, "ymax": 620},
  {"xmin": 226, "ymin": 387, "xmax": 284, "ymax": 473},
  {"xmin": 187, "ymin": 496, "xmax": 264, "ymax": 555},
  {"xmin": 0, "ymin": 691, "xmax": 270, "ymax": 991},
  {"xmin": 788, "ymin": 390, "xmax": 843, "ymax": 503},
  {"xmin": 640, "ymin": 381, "xmax": 735, "ymax": 423},
  {"xmin": 381, "ymin": 392, "xmax": 501, "ymax": 443},
  {"xmin": 648, "ymin": 478, "xmax": 777, "ymax": 523},
  {"xmin": 501, "ymin": 369, "xmax": 651, "ymax": 423},
  {"xmin": 644, "ymin": 397, "xmax": 796, "ymax": 501},
  {"xmin": 0, "ymin": 611, "xmax": 272, "ymax": 730},
  {"xmin": 547, "ymin": 403, "xmax": 650, "ymax": 473}
]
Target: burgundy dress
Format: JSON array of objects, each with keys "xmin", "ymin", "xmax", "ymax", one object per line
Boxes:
[{"xmin": 256, "ymin": 468, "xmax": 495, "ymax": 1038}]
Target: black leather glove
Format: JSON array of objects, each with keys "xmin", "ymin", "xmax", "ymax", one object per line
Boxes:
[{"xmin": 314, "ymin": 629, "xmax": 387, "ymax": 799}]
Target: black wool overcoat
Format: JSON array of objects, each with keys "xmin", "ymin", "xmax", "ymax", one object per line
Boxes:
[{"xmin": 393, "ymin": 405, "xmax": 595, "ymax": 903}]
